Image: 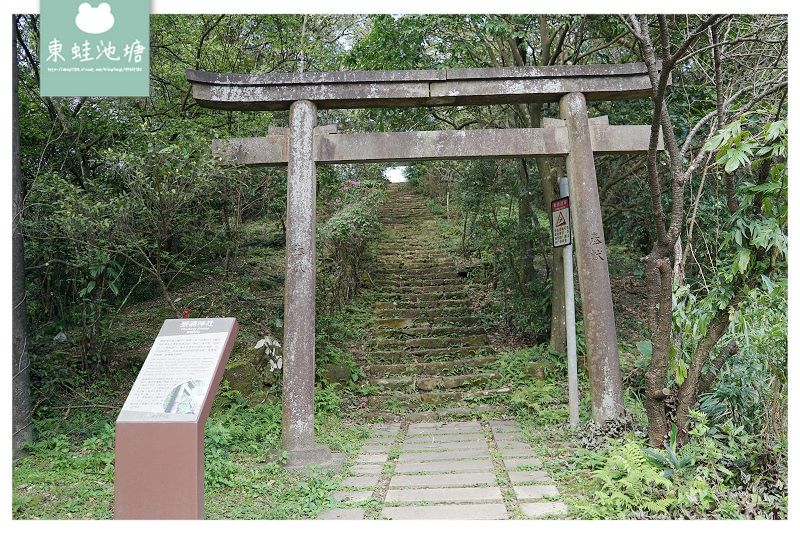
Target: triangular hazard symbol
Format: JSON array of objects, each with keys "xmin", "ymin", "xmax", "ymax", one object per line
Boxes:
[{"xmin": 555, "ymin": 211, "xmax": 567, "ymax": 227}]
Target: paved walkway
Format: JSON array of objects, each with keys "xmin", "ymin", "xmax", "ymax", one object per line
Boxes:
[{"xmin": 317, "ymin": 420, "xmax": 568, "ymax": 520}]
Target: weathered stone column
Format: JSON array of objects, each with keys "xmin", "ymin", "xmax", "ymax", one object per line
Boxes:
[
  {"xmin": 280, "ymin": 99, "xmax": 333, "ymax": 468},
  {"xmin": 559, "ymin": 92, "xmax": 624, "ymax": 422}
]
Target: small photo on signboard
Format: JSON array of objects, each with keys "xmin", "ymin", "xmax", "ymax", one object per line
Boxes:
[{"xmin": 162, "ymin": 379, "xmax": 208, "ymax": 415}]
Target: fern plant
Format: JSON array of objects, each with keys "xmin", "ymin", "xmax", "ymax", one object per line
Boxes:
[
  {"xmin": 582, "ymin": 437, "xmax": 676, "ymax": 518},
  {"xmin": 510, "ymin": 380, "xmax": 559, "ymax": 412}
]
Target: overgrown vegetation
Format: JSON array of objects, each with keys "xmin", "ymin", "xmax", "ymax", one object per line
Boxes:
[
  {"xmin": 13, "ymin": 390, "xmax": 370, "ymax": 519},
  {"xmin": 13, "ymin": 13, "xmax": 787, "ymax": 521}
]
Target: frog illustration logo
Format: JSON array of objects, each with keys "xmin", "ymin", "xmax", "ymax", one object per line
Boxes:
[{"xmin": 75, "ymin": 2, "xmax": 115, "ymax": 34}]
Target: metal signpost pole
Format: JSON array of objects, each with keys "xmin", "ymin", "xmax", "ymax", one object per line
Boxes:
[{"xmin": 560, "ymin": 177, "xmax": 580, "ymax": 427}]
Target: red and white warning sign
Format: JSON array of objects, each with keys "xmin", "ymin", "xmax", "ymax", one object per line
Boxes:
[{"xmin": 551, "ymin": 197, "xmax": 572, "ymax": 248}]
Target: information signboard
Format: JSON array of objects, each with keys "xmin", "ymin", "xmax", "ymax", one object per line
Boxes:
[
  {"xmin": 115, "ymin": 317, "xmax": 238, "ymax": 519},
  {"xmin": 551, "ymin": 197, "xmax": 572, "ymax": 248},
  {"xmin": 118, "ymin": 318, "xmax": 236, "ymax": 422}
]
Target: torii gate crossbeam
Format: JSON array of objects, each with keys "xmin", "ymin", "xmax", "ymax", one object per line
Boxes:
[
  {"xmin": 187, "ymin": 63, "xmax": 667, "ymax": 470},
  {"xmin": 211, "ymin": 123, "xmax": 660, "ymax": 166}
]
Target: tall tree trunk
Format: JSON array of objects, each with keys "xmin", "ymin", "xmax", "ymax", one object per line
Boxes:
[
  {"xmin": 504, "ymin": 20, "xmax": 567, "ymax": 350},
  {"xmin": 538, "ymin": 16, "xmax": 567, "ymax": 353},
  {"xmin": 627, "ymin": 13, "xmax": 750, "ymax": 446},
  {"xmin": 12, "ymin": 15, "xmax": 33, "ymax": 461},
  {"xmin": 529, "ymin": 102, "xmax": 566, "ymax": 353},
  {"xmin": 517, "ymin": 161, "xmax": 536, "ymax": 285}
]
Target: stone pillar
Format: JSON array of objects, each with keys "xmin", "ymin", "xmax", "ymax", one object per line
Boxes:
[
  {"xmin": 559, "ymin": 92, "xmax": 624, "ymax": 423},
  {"xmin": 279, "ymin": 100, "xmax": 333, "ymax": 468}
]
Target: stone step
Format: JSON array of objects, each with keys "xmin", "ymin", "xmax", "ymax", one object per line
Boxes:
[
  {"xmin": 380, "ymin": 263, "xmax": 454, "ymax": 272},
  {"xmin": 372, "ymin": 307, "xmax": 472, "ymax": 319},
  {"xmin": 369, "ymin": 355, "xmax": 496, "ymax": 377},
  {"xmin": 380, "ymin": 260, "xmax": 454, "ymax": 269},
  {"xmin": 379, "ymin": 215, "xmax": 432, "ymax": 221},
  {"xmin": 366, "ymin": 405, "xmax": 508, "ymax": 423},
  {"xmin": 380, "ymin": 213, "xmax": 431, "ymax": 219},
  {"xmin": 375, "ymin": 281, "xmax": 463, "ymax": 292},
  {"xmin": 379, "ymin": 503, "xmax": 508, "ymax": 520},
  {"xmin": 380, "ymin": 206, "xmax": 430, "ymax": 211},
  {"xmin": 379, "ymin": 265, "xmax": 459, "ymax": 276},
  {"xmin": 378, "ymin": 216, "xmax": 432, "ymax": 223},
  {"xmin": 372, "ymin": 325, "xmax": 485, "ymax": 339},
  {"xmin": 380, "ymin": 249, "xmax": 451, "ymax": 257},
  {"xmin": 370, "ymin": 372, "xmax": 502, "ymax": 392},
  {"xmin": 372, "ymin": 289, "xmax": 467, "ymax": 301},
  {"xmin": 383, "ymin": 487, "xmax": 503, "ymax": 505},
  {"xmin": 368, "ymin": 345, "xmax": 493, "ymax": 365},
  {"xmin": 373, "ymin": 298, "xmax": 469, "ymax": 311},
  {"xmin": 367, "ymin": 387, "xmax": 511, "ymax": 410},
  {"xmin": 380, "ymin": 270, "xmax": 459, "ymax": 280},
  {"xmin": 379, "ymin": 270, "xmax": 464, "ymax": 285},
  {"xmin": 372, "ymin": 316, "xmax": 479, "ymax": 329},
  {"xmin": 373, "ymin": 282, "xmax": 466, "ymax": 302},
  {"xmin": 374, "ymin": 291, "xmax": 465, "ymax": 302},
  {"xmin": 377, "ymin": 274, "xmax": 460, "ymax": 284},
  {"xmin": 380, "ymin": 205, "xmax": 429, "ymax": 211},
  {"xmin": 388, "ymin": 471, "xmax": 497, "ymax": 487},
  {"xmin": 371, "ymin": 334, "xmax": 490, "ymax": 350},
  {"xmin": 380, "ymin": 250, "xmax": 452, "ymax": 258},
  {"xmin": 381, "ymin": 223, "xmax": 433, "ymax": 230}
]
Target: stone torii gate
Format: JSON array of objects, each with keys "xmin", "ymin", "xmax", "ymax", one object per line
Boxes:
[{"xmin": 187, "ymin": 63, "xmax": 666, "ymax": 469}]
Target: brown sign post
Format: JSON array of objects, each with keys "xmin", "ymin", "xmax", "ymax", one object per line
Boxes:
[{"xmin": 114, "ymin": 317, "xmax": 238, "ymax": 520}]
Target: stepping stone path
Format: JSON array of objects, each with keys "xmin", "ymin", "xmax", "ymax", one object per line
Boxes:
[
  {"xmin": 317, "ymin": 420, "xmax": 569, "ymax": 520},
  {"xmin": 366, "ymin": 182, "xmax": 510, "ymax": 419}
]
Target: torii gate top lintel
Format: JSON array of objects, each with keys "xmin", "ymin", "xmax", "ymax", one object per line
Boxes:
[{"xmin": 187, "ymin": 62, "xmax": 666, "ymax": 111}]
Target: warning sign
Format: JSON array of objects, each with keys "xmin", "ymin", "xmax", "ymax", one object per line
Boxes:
[{"xmin": 551, "ymin": 197, "xmax": 572, "ymax": 248}]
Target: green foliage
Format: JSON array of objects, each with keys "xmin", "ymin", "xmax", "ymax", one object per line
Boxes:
[
  {"xmin": 575, "ymin": 409, "xmax": 787, "ymax": 519},
  {"xmin": 421, "ymin": 157, "xmax": 554, "ymax": 343},
  {"xmin": 699, "ymin": 282, "xmax": 787, "ymax": 434},
  {"xmin": 209, "ymin": 401, "xmax": 283, "ymax": 454},
  {"xmin": 317, "ymin": 168, "xmax": 384, "ymax": 311},
  {"xmin": 315, "ymin": 299, "xmax": 372, "ymax": 386},
  {"xmin": 671, "ymin": 117, "xmax": 788, "ymax": 440},
  {"xmin": 640, "ymin": 425, "xmax": 691, "ymax": 479},
  {"xmin": 674, "ymin": 411, "xmax": 786, "ymax": 518},
  {"xmin": 314, "ymin": 385, "xmax": 342, "ymax": 417},
  {"xmin": 573, "ymin": 417, "xmax": 643, "ymax": 452},
  {"xmin": 697, "ymin": 117, "xmax": 787, "ymax": 285},
  {"xmin": 497, "ymin": 345, "xmax": 567, "ymax": 382},
  {"xmin": 204, "ymin": 420, "xmax": 243, "ymax": 488},
  {"xmin": 577, "ymin": 437, "xmax": 675, "ymax": 519},
  {"xmin": 510, "ymin": 380, "xmax": 560, "ymax": 413}
]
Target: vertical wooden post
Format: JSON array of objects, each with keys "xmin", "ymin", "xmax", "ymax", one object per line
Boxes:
[
  {"xmin": 559, "ymin": 92, "xmax": 624, "ymax": 422},
  {"xmin": 280, "ymin": 100, "xmax": 333, "ymax": 468}
]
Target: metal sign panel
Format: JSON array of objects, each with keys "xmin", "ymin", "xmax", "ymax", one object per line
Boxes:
[{"xmin": 551, "ymin": 197, "xmax": 572, "ymax": 248}]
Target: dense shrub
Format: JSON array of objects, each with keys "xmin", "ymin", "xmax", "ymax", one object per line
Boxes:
[{"xmin": 317, "ymin": 170, "xmax": 384, "ymax": 311}]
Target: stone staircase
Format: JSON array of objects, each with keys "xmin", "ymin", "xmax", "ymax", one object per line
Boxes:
[{"xmin": 365, "ymin": 182, "xmax": 510, "ymax": 420}]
